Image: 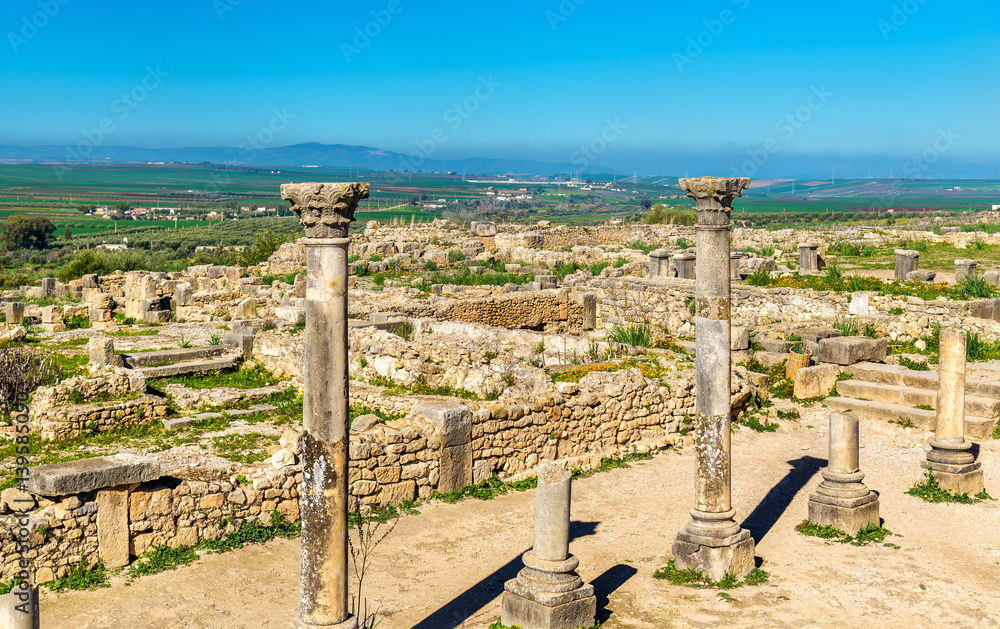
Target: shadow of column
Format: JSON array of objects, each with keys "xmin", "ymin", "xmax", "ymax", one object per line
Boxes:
[{"xmin": 741, "ymin": 456, "xmax": 825, "ymax": 544}]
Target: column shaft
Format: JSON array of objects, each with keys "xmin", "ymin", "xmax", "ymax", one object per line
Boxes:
[{"xmin": 937, "ymin": 328, "xmax": 966, "ymax": 442}]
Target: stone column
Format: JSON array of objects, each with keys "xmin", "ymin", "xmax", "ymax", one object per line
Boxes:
[
  {"xmin": 40, "ymin": 278, "xmax": 55, "ymax": 297},
  {"xmin": 894, "ymin": 249, "xmax": 920, "ymax": 280},
  {"xmin": 0, "ymin": 586, "xmax": 39, "ymax": 629},
  {"xmin": 807, "ymin": 411, "xmax": 879, "ymax": 535},
  {"xmin": 283, "ymin": 182, "xmax": 369, "ymax": 629},
  {"xmin": 672, "ymin": 176, "xmax": 755, "ymax": 582},
  {"xmin": 502, "ymin": 464, "xmax": 596, "ymax": 629},
  {"xmin": 925, "ymin": 328, "xmax": 984, "ymax": 494},
  {"xmin": 955, "ymin": 259, "xmax": 977, "ymax": 282},
  {"xmin": 729, "ymin": 252, "xmax": 742, "ymax": 281}
]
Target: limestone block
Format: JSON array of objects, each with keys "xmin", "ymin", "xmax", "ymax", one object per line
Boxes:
[
  {"xmin": 235, "ymin": 298, "xmax": 257, "ymax": 319},
  {"xmin": 174, "ymin": 282, "xmax": 193, "ymax": 306},
  {"xmin": 411, "ymin": 401, "xmax": 472, "ymax": 447},
  {"xmin": 351, "ymin": 414, "xmax": 381, "ymax": 432},
  {"xmin": 97, "ymin": 485, "xmax": 130, "ymax": 569},
  {"xmin": 672, "ymin": 536, "xmax": 755, "ymax": 583},
  {"xmin": 848, "ymin": 292, "xmax": 870, "ymax": 316},
  {"xmin": 380, "ymin": 480, "xmax": 416, "ymax": 506},
  {"xmin": 26, "ymin": 454, "xmax": 161, "ymax": 496},
  {"xmin": 472, "ymin": 221, "xmax": 498, "ymax": 237},
  {"xmin": 731, "ymin": 326, "xmax": 750, "ymax": 351},
  {"xmin": 41, "ymin": 277, "xmax": 55, "ymax": 296},
  {"xmin": 815, "ymin": 336, "xmax": 887, "ymax": 366},
  {"xmin": 808, "ymin": 496, "xmax": 880, "ymax": 537},
  {"xmin": 275, "ymin": 306, "xmax": 305, "ymax": 326},
  {"xmin": 88, "ymin": 337, "xmax": 120, "ymax": 367},
  {"xmin": 438, "ymin": 443, "xmax": 473, "ymax": 493},
  {"xmin": 4, "ymin": 302, "xmax": 24, "ymax": 325},
  {"xmin": 986, "ymin": 270, "xmax": 1000, "ymax": 286},
  {"xmin": 270, "ymin": 448, "xmax": 296, "ymax": 469},
  {"xmin": 0, "ymin": 326, "xmax": 27, "ymax": 344},
  {"xmin": 906, "ymin": 270, "xmax": 937, "ymax": 283},
  {"xmin": 793, "ymin": 364, "xmax": 841, "ymax": 399},
  {"xmin": 501, "ymin": 589, "xmax": 596, "ymax": 629},
  {"xmin": 0, "ymin": 587, "xmax": 38, "ymax": 629}
]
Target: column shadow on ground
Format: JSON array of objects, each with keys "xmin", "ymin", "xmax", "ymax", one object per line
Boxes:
[
  {"xmin": 741, "ymin": 456, "xmax": 825, "ymax": 544},
  {"xmin": 409, "ymin": 521, "xmax": 600, "ymax": 629},
  {"xmin": 592, "ymin": 563, "xmax": 639, "ymax": 623}
]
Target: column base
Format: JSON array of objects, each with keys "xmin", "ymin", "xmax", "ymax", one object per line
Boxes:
[
  {"xmin": 290, "ymin": 614, "xmax": 358, "ymax": 629},
  {"xmin": 501, "ymin": 582, "xmax": 596, "ymax": 629},
  {"xmin": 927, "ymin": 464, "xmax": 984, "ymax": 495},
  {"xmin": 807, "ymin": 493, "xmax": 880, "ymax": 536},
  {"xmin": 672, "ymin": 529, "xmax": 755, "ymax": 582}
]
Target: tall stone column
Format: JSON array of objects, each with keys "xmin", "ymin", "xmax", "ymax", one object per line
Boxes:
[
  {"xmin": 672, "ymin": 177, "xmax": 755, "ymax": 582},
  {"xmin": 926, "ymin": 328, "xmax": 984, "ymax": 494},
  {"xmin": 283, "ymin": 182, "xmax": 370, "ymax": 629},
  {"xmin": 807, "ymin": 411, "xmax": 879, "ymax": 535}
]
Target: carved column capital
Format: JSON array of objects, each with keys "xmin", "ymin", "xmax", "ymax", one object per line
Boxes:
[
  {"xmin": 280, "ymin": 182, "xmax": 370, "ymax": 238},
  {"xmin": 679, "ymin": 177, "xmax": 750, "ymax": 225}
]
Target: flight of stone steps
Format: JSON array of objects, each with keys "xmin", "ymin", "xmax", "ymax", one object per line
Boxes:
[{"xmin": 826, "ymin": 361, "xmax": 1000, "ymax": 440}]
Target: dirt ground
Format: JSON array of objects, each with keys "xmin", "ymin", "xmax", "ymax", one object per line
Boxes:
[{"xmin": 41, "ymin": 401, "xmax": 1000, "ymax": 629}]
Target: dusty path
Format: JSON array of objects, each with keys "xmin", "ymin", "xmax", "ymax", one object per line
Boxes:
[{"xmin": 43, "ymin": 403, "xmax": 1000, "ymax": 629}]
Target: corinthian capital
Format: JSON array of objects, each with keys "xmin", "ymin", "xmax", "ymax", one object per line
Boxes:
[
  {"xmin": 679, "ymin": 177, "xmax": 751, "ymax": 214},
  {"xmin": 280, "ymin": 182, "xmax": 370, "ymax": 238}
]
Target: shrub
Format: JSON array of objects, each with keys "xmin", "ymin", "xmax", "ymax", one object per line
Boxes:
[
  {"xmin": 954, "ymin": 274, "xmax": 996, "ymax": 300},
  {"xmin": 607, "ymin": 321, "xmax": 653, "ymax": 347},
  {"xmin": 237, "ymin": 228, "xmax": 299, "ymax": 267},
  {"xmin": 642, "ymin": 205, "xmax": 696, "ymax": 226}
]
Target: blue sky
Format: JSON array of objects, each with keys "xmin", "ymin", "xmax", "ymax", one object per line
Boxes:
[{"xmin": 1, "ymin": 0, "xmax": 999, "ymax": 177}]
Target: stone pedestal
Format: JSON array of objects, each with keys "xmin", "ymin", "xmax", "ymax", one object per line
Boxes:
[
  {"xmin": 925, "ymin": 328, "xmax": 983, "ymax": 494},
  {"xmin": 673, "ymin": 253, "xmax": 696, "ymax": 279},
  {"xmin": 785, "ymin": 351, "xmax": 811, "ymax": 382},
  {"xmin": 4, "ymin": 302, "xmax": 24, "ymax": 325},
  {"xmin": 672, "ymin": 177, "xmax": 756, "ymax": 582},
  {"xmin": 955, "ymin": 259, "xmax": 977, "ymax": 282},
  {"xmin": 799, "ymin": 243, "xmax": 820, "ymax": 273},
  {"xmin": 808, "ymin": 411, "xmax": 879, "ymax": 535},
  {"xmin": 648, "ymin": 249, "xmax": 672, "ymax": 278},
  {"xmin": 502, "ymin": 465, "xmax": 596, "ymax": 629},
  {"xmin": 284, "ymin": 183, "xmax": 369, "ymax": 629},
  {"xmin": 894, "ymin": 249, "xmax": 920, "ymax": 281},
  {"xmin": 40, "ymin": 306, "xmax": 65, "ymax": 333},
  {"xmin": 40, "ymin": 278, "xmax": 55, "ymax": 297},
  {"xmin": 729, "ymin": 252, "xmax": 742, "ymax": 281}
]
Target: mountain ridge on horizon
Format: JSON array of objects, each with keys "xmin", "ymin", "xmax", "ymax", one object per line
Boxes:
[{"xmin": 0, "ymin": 142, "xmax": 609, "ymax": 177}]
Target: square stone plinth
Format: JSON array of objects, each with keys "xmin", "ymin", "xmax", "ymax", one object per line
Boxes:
[
  {"xmin": 808, "ymin": 496, "xmax": 880, "ymax": 536},
  {"xmin": 932, "ymin": 468, "xmax": 984, "ymax": 496},
  {"xmin": 672, "ymin": 535, "xmax": 755, "ymax": 583},
  {"xmin": 501, "ymin": 588, "xmax": 596, "ymax": 629}
]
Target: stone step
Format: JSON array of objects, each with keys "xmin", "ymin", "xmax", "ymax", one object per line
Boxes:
[
  {"xmin": 836, "ymin": 380, "xmax": 1000, "ymax": 419},
  {"xmin": 162, "ymin": 405, "xmax": 278, "ymax": 431},
  {"xmin": 848, "ymin": 362, "xmax": 1000, "ymax": 400},
  {"xmin": 121, "ymin": 345, "xmax": 231, "ymax": 368},
  {"xmin": 138, "ymin": 357, "xmax": 235, "ymax": 379},
  {"xmin": 825, "ymin": 397, "xmax": 995, "ymax": 441}
]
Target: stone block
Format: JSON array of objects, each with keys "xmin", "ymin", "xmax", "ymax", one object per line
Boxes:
[
  {"xmin": 40, "ymin": 278, "xmax": 55, "ymax": 296},
  {"xmin": 807, "ymin": 496, "xmax": 880, "ymax": 536},
  {"xmin": 380, "ymin": 480, "xmax": 417, "ymax": 506},
  {"xmin": 438, "ymin": 443, "xmax": 473, "ymax": 494},
  {"xmin": 848, "ymin": 292, "xmax": 871, "ymax": 316},
  {"xmin": 986, "ymin": 270, "xmax": 1000, "ymax": 287},
  {"xmin": 174, "ymin": 282, "xmax": 193, "ymax": 306},
  {"xmin": 907, "ymin": 270, "xmax": 937, "ymax": 283},
  {"xmin": 472, "ymin": 221, "xmax": 498, "ymax": 237},
  {"xmin": 351, "ymin": 414, "xmax": 381, "ymax": 432},
  {"xmin": 930, "ymin": 468, "xmax": 984, "ymax": 495},
  {"xmin": 501, "ymin": 588, "xmax": 597, "ymax": 629},
  {"xmin": 207, "ymin": 265, "xmax": 227, "ymax": 279},
  {"xmin": 97, "ymin": 485, "xmax": 131, "ymax": 569},
  {"xmin": 672, "ymin": 535, "xmax": 755, "ymax": 583},
  {"xmin": 143, "ymin": 309, "xmax": 172, "ymax": 325},
  {"xmin": 5, "ymin": 302, "xmax": 25, "ymax": 325},
  {"xmin": 0, "ymin": 587, "xmax": 39, "ymax": 629},
  {"xmin": 793, "ymin": 363, "xmax": 841, "ymax": 399},
  {"xmin": 955, "ymin": 259, "xmax": 977, "ymax": 282},
  {"xmin": 411, "ymin": 401, "xmax": 472, "ymax": 447},
  {"xmin": 731, "ymin": 326, "xmax": 750, "ymax": 351},
  {"xmin": 815, "ymin": 336, "xmax": 887, "ymax": 366},
  {"xmin": 235, "ymin": 298, "xmax": 257, "ymax": 319},
  {"xmin": 26, "ymin": 454, "xmax": 161, "ymax": 496},
  {"xmin": 88, "ymin": 337, "xmax": 121, "ymax": 368}
]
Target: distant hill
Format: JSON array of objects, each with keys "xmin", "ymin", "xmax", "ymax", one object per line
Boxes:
[{"xmin": 0, "ymin": 142, "xmax": 604, "ymax": 176}]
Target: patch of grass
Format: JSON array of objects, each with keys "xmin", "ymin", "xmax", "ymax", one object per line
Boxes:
[
  {"xmin": 211, "ymin": 432, "xmax": 280, "ymax": 464},
  {"xmin": 915, "ymin": 404, "xmax": 934, "ymax": 411},
  {"xmin": 198, "ymin": 511, "xmax": 300, "ymax": 554},
  {"xmin": 367, "ymin": 373, "xmax": 497, "ymax": 401},
  {"xmin": 571, "ymin": 452, "xmax": 653, "ymax": 480},
  {"xmin": 906, "ymin": 471, "xmax": 994, "ymax": 504},
  {"xmin": 652, "ymin": 560, "xmax": 770, "ymax": 589},
  {"xmin": 349, "ymin": 403, "xmax": 404, "ymax": 424},
  {"xmin": 795, "ymin": 520, "xmax": 898, "ymax": 547},
  {"xmin": 46, "ymin": 556, "xmax": 109, "ymax": 592},
  {"xmin": 106, "ymin": 328, "xmax": 159, "ymax": 337},
  {"xmin": 954, "ymin": 274, "xmax": 996, "ymax": 300},
  {"xmin": 154, "ymin": 363, "xmax": 284, "ymax": 390},
  {"xmin": 433, "ymin": 474, "xmax": 538, "ymax": 504},
  {"xmin": 550, "ymin": 358, "xmax": 665, "ymax": 383},
  {"xmin": 127, "ymin": 545, "xmax": 199, "ymax": 578},
  {"xmin": 898, "ymin": 356, "xmax": 930, "ymax": 371},
  {"xmin": 776, "ymin": 409, "xmax": 800, "ymax": 420},
  {"xmin": 890, "ymin": 307, "xmax": 905, "ymax": 316},
  {"xmin": 607, "ymin": 321, "xmax": 653, "ymax": 347},
  {"xmin": 966, "ymin": 332, "xmax": 1000, "ymax": 362},
  {"xmin": 395, "ymin": 321, "xmax": 414, "ymax": 341}
]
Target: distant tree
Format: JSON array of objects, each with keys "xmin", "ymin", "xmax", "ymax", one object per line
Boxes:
[
  {"xmin": 409, "ymin": 196, "xmax": 420, "ymax": 206},
  {"xmin": 420, "ymin": 193, "xmax": 428, "ymax": 201},
  {"xmin": 1, "ymin": 215, "xmax": 56, "ymax": 250},
  {"xmin": 63, "ymin": 227, "xmax": 73, "ymax": 239},
  {"xmin": 640, "ymin": 198, "xmax": 653, "ymax": 210},
  {"xmin": 76, "ymin": 204, "xmax": 96, "ymax": 214},
  {"xmin": 114, "ymin": 202, "xmax": 131, "ymax": 212}
]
